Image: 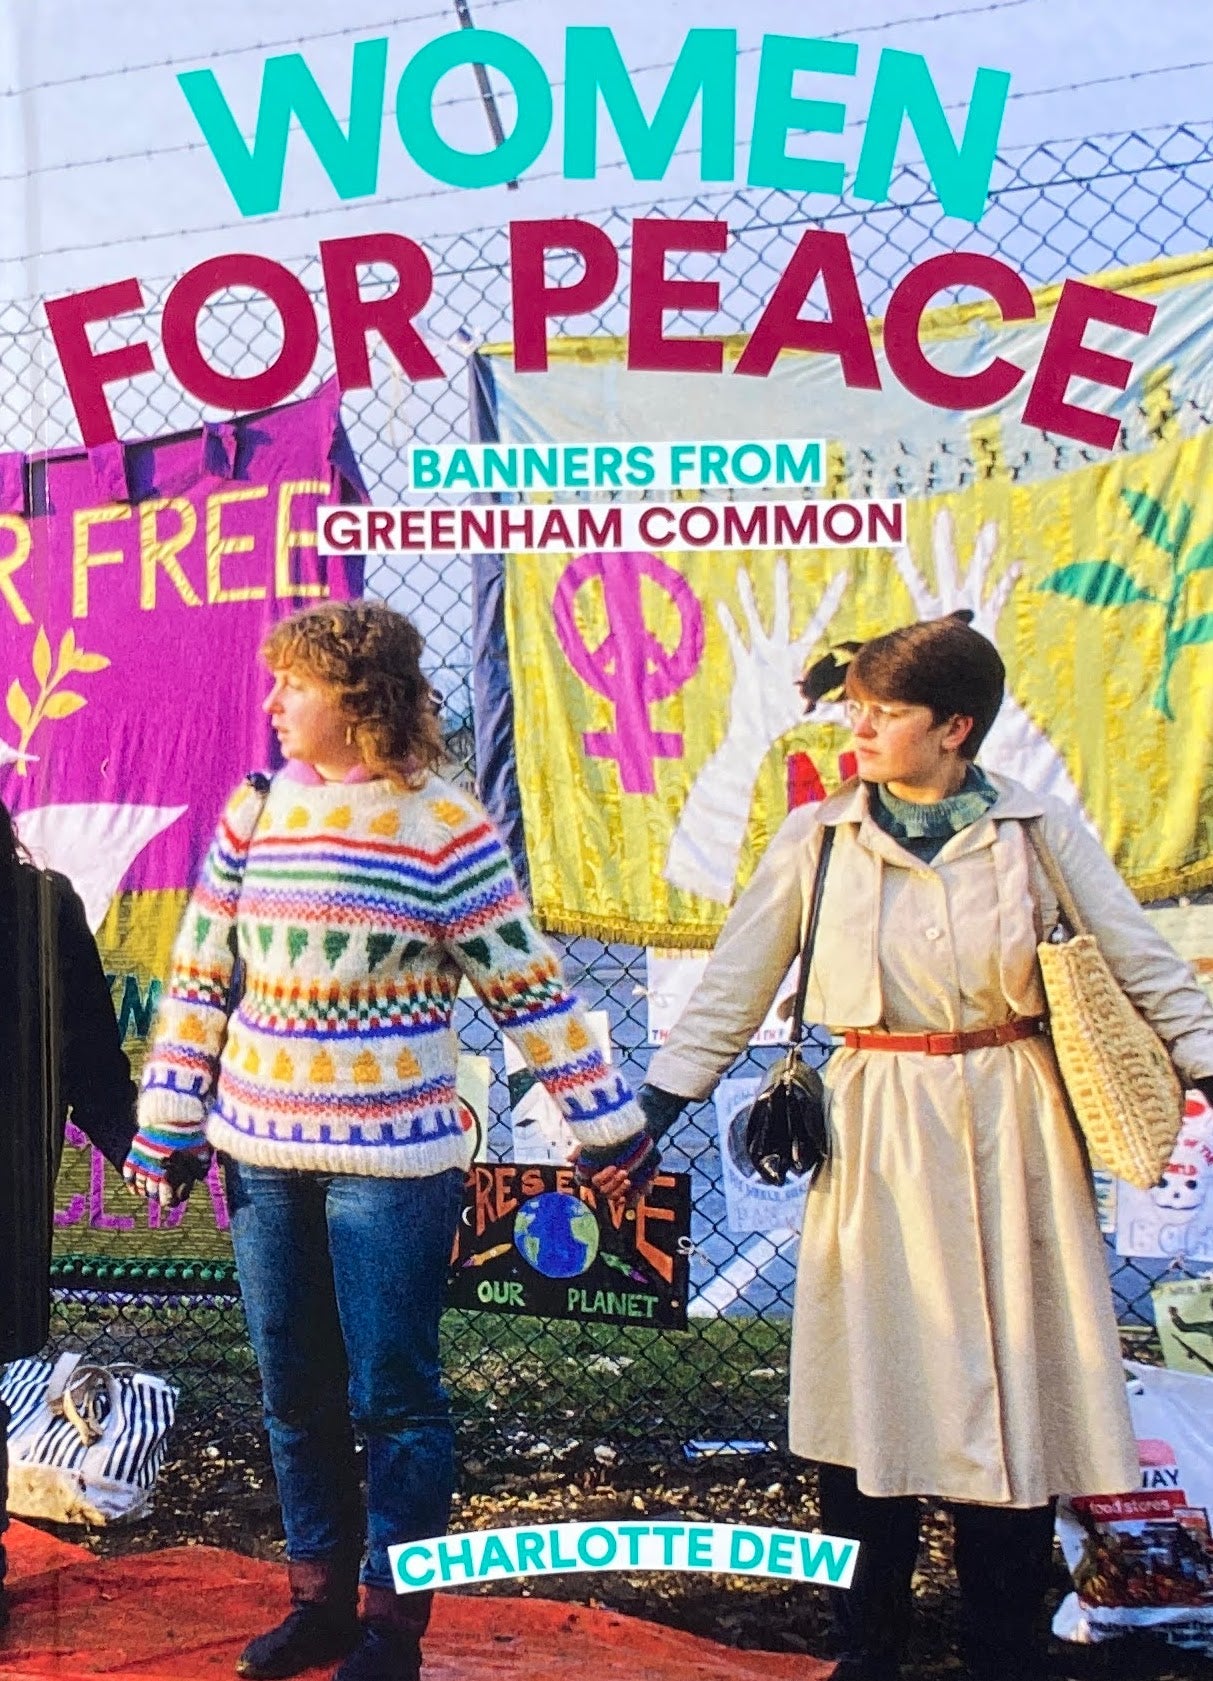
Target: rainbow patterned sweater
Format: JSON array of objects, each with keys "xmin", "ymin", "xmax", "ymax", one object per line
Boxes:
[{"xmin": 137, "ymin": 768, "xmax": 644, "ymax": 1177}]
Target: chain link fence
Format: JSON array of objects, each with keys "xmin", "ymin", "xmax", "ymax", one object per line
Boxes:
[{"xmin": 23, "ymin": 119, "xmax": 1213, "ymax": 1451}]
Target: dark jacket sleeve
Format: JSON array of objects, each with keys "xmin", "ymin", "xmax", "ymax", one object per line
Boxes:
[{"xmin": 53, "ymin": 873, "xmax": 137, "ymax": 1172}]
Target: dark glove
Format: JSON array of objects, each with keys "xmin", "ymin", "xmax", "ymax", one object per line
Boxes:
[
  {"xmin": 165, "ymin": 1149, "xmax": 212, "ymax": 1205},
  {"xmin": 1194, "ymin": 1076, "xmax": 1213, "ymax": 1110},
  {"xmin": 634, "ymin": 1083, "xmax": 688, "ymax": 1143}
]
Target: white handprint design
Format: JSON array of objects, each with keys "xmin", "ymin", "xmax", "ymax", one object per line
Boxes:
[
  {"xmin": 894, "ymin": 510, "xmax": 1095, "ymax": 831},
  {"xmin": 664, "ymin": 562, "xmax": 848, "ymax": 902},
  {"xmin": 16, "ymin": 802, "xmax": 186, "ymax": 929}
]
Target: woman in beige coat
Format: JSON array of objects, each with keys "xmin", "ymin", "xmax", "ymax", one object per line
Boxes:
[{"xmin": 605, "ymin": 617, "xmax": 1213, "ymax": 1681}]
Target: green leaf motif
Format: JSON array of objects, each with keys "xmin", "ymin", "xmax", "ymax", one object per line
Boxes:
[
  {"xmin": 286, "ymin": 927, "xmax": 309, "ymax": 966},
  {"xmin": 1120, "ymin": 488, "xmax": 1170, "ymax": 551},
  {"xmin": 1172, "ymin": 613, "xmax": 1213, "ymax": 649},
  {"xmin": 458, "ymin": 937, "xmax": 492, "ymax": 969},
  {"xmin": 1168, "ymin": 501, "xmax": 1194, "ymax": 560},
  {"xmin": 498, "ymin": 919, "xmax": 531, "ymax": 954},
  {"xmin": 366, "ymin": 932, "xmax": 395, "ymax": 972},
  {"xmin": 256, "ymin": 924, "xmax": 274, "ymax": 955},
  {"xmin": 323, "ymin": 930, "xmax": 351, "ymax": 968},
  {"xmin": 1182, "ymin": 535, "xmax": 1213, "ymax": 575},
  {"xmin": 193, "ymin": 915, "xmax": 212, "ymax": 950},
  {"xmin": 1038, "ymin": 561, "xmax": 1157, "ymax": 609}
]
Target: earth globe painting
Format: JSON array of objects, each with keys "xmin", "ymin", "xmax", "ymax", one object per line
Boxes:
[{"xmin": 513, "ymin": 1192, "xmax": 600, "ymax": 1279}]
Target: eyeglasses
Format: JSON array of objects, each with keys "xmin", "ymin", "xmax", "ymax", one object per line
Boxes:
[{"xmin": 843, "ymin": 700, "xmax": 913, "ymax": 731}]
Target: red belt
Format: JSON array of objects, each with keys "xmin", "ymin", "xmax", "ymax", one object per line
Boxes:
[{"xmin": 840, "ymin": 1016, "xmax": 1047, "ymax": 1056}]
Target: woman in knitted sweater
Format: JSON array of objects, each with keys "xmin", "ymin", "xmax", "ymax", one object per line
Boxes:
[{"xmin": 126, "ymin": 602, "xmax": 655, "ymax": 1681}]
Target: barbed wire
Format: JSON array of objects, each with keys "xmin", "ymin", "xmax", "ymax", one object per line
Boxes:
[
  {"xmin": 32, "ymin": 130, "xmax": 1204, "ymax": 1414},
  {"xmin": 9, "ymin": 61, "xmax": 1213, "ymax": 269},
  {"xmin": 0, "ymin": 0, "xmax": 1042, "ymax": 186},
  {"xmin": 0, "ymin": 0, "xmax": 525, "ymax": 98}
]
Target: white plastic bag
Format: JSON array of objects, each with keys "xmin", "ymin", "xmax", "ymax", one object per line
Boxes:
[
  {"xmin": 1, "ymin": 1350, "xmax": 178, "ymax": 1524},
  {"xmin": 1053, "ymin": 1362, "xmax": 1213, "ymax": 1653}
]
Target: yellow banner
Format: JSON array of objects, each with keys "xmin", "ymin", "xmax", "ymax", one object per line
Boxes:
[{"xmin": 507, "ymin": 429, "xmax": 1213, "ymax": 946}]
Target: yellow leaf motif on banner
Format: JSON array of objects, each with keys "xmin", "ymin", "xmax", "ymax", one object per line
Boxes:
[
  {"xmin": 286, "ymin": 807, "xmax": 310, "ymax": 830},
  {"xmin": 271, "ymin": 1050, "xmax": 294, "ymax": 1082},
  {"xmin": 178, "ymin": 1012, "xmax": 208, "ymax": 1045},
  {"xmin": 43, "ymin": 691, "xmax": 86, "ymax": 719},
  {"xmin": 327, "ymin": 805, "xmax": 352, "ymax": 829},
  {"xmin": 352, "ymin": 1049, "xmax": 381, "ymax": 1083},
  {"xmin": 369, "ymin": 809, "xmax": 400, "ymax": 837},
  {"xmin": 32, "ymin": 627, "xmax": 50, "ymax": 686},
  {"xmin": 243, "ymin": 1045, "xmax": 261, "ymax": 1074},
  {"xmin": 6, "ymin": 679, "xmax": 31, "ymax": 732},
  {"xmin": 6, "ymin": 622, "xmax": 110, "ymax": 775},
  {"xmin": 566, "ymin": 1019, "xmax": 591, "ymax": 1052},
  {"xmin": 396, "ymin": 1048, "xmax": 421, "ymax": 1080},
  {"xmin": 309, "ymin": 1050, "xmax": 335, "ymax": 1083}
]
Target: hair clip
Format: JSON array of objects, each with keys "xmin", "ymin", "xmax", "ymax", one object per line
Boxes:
[{"xmin": 798, "ymin": 640, "xmax": 863, "ymax": 705}]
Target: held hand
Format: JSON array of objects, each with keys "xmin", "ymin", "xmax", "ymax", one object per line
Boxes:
[
  {"xmin": 165, "ymin": 1150, "xmax": 211, "ymax": 1207},
  {"xmin": 124, "ymin": 1129, "xmax": 211, "ymax": 1207},
  {"xmin": 586, "ymin": 1159, "xmax": 636, "ymax": 1206},
  {"xmin": 570, "ymin": 1133, "xmax": 661, "ymax": 1209}
]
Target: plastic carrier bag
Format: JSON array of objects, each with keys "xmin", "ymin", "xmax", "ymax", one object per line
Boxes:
[
  {"xmin": 1053, "ymin": 1361, "xmax": 1213, "ymax": 1653},
  {"xmin": 1, "ymin": 1349, "xmax": 178, "ymax": 1524}
]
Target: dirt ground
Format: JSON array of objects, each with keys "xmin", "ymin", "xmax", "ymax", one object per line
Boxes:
[{"xmin": 21, "ymin": 1401, "xmax": 1213, "ymax": 1681}]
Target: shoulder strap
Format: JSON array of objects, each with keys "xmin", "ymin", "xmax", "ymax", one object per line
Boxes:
[
  {"xmin": 1024, "ymin": 819, "xmax": 1087, "ymax": 937},
  {"xmin": 788, "ymin": 825, "xmax": 836, "ymax": 1046},
  {"xmin": 230, "ymin": 771, "xmax": 272, "ymax": 887},
  {"xmin": 224, "ymin": 772, "xmax": 274, "ymax": 983}
]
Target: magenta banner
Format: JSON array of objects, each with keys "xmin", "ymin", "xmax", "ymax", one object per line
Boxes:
[{"xmin": 0, "ymin": 379, "xmax": 364, "ymax": 924}]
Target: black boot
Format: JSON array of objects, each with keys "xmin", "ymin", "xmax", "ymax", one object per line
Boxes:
[
  {"xmin": 952, "ymin": 1499, "xmax": 1057, "ymax": 1681},
  {"xmin": 236, "ymin": 1556, "xmax": 361, "ymax": 1679},
  {"xmin": 818, "ymin": 1464, "xmax": 919, "ymax": 1681},
  {"xmin": 333, "ymin": 1585, "xmax": 432, "ymax": 1681}
]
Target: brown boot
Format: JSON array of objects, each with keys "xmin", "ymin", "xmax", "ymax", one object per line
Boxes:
[
  {"xmin": 332, "ymin": 1585, "xmax": 432, "ymax": 1681},
  {"xmin": 236, "ymin": 1556, "xmax": 361, "ymax": 1679}
]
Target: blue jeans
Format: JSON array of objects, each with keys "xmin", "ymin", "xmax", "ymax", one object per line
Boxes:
[{"xmin": 223, "ymin": 1160, "xmax": 464, "ymax": 1589}]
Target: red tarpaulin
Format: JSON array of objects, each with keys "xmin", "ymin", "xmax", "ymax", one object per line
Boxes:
[{"xmin": 0, "ymin": 1519, "xmax": 835, "ymax": 1680}]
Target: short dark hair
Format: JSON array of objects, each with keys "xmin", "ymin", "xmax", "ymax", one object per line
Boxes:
[{"xmin": 845, "ymin": 616, "xmax": 1005, "ymax": 759}]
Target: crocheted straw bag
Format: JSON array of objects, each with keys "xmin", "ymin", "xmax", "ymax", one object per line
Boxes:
[{"xmin": 1028, "ymin": 823, "xmax": 1183, "ymax": 1191}]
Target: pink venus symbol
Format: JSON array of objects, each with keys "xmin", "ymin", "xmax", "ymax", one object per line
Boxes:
[{"xmin": 552, "ymin": 551, "xmax": 705, "ymax": 795}]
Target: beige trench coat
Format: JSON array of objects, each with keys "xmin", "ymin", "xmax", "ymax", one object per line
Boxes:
[{"xmin": 649, "ymin": 775, "xmax": 1213, "ymax": 1507}]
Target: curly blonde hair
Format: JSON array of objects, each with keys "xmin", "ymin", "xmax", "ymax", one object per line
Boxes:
[{"xmin": 261, "ymin": 602, "xmax": 445, "ymax": 786}]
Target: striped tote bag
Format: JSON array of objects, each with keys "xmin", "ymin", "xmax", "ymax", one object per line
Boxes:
[{"xmin": 1, "ymin": 1351, "xmax": 177, "ymax": 1523}]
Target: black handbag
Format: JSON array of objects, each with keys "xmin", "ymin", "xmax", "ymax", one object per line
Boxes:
[{"xmin": 741, "ymin": 827, "xmax": 835, "ymax": 1186}]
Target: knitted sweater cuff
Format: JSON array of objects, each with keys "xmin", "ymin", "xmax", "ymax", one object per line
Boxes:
[{"xmin": 135, "ymin": 1087, "xmax": 208, "ymax": 1143}]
